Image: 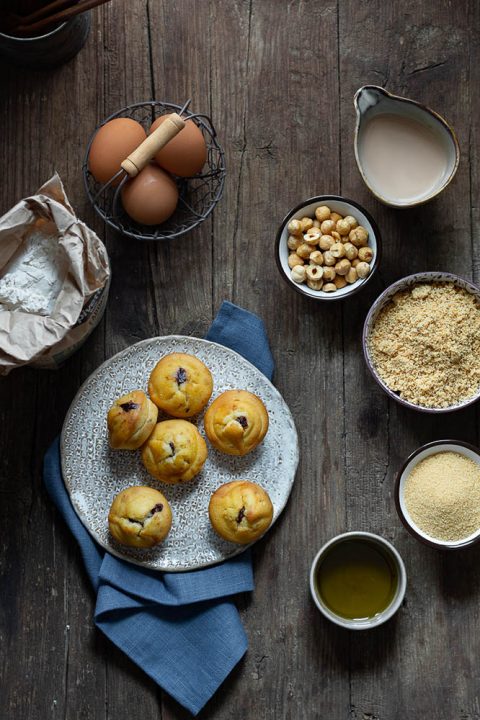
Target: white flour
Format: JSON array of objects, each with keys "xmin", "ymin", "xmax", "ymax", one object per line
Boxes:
[{"xmin": 0, "ymin": 230, "xmax": 67, "ymax": 315}]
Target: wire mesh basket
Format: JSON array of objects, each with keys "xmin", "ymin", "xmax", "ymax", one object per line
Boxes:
[{"xmin": 83, "ymin": 100, "xmax": 226, "ymax": 241}]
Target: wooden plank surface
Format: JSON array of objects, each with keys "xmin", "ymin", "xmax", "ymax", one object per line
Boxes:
[{"xmin": 0, "ymin": 1, "xmax": 479, "ymax": 718}]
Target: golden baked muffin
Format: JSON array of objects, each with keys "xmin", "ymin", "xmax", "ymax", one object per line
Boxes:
[
  {"xmin": 141, "ymin": 419, "xmax": 208, "ymax": 484},
  {"xmin": 107, "ymin": 390, "xmax": 158, "ymax": 450},
  {"xmin": 204, "ymin": 390, "xmax": 269, "ymax": 456},
  {"xmin": 108, "ymin": 486, "xmax": 172, "ymax": 548},
  {"xmin": 148, "ymin": 353, "xmax": 213, "ymax": 418},
  {"xmin": 208, "ymin": 480, "xmax": 274, "ymax": 544}
]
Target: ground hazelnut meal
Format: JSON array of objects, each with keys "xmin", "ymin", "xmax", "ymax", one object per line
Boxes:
[
  {"xmin": 404, "ymin": 452, "xmax": 480, "ymax": 541},
  {"xmin": 369, "ymin": 282, "xmax": 480, "ymax": 408}
]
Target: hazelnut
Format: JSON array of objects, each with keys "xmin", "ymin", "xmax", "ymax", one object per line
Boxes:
[
  {"xmin": 331, "ymin": 231, "xmax": 342, "ymax": 242},
  {"xmin": 349, "ymin": 226, "xmax": 369, "ymax": 247},
  {"xmin": 330, "ymin": 242, "xmax": 346, "ymax": 259},
  {"xmin": 287, "ymin": 219, "xmax": 302, "ymax": 235},
  {"xmin": 319, "ymin": 235, "xmax": 335, "ymax": 251},
  {"xmin": 296, "ymin": 243, "xmax": 312, "ymax": 259},
  {"xmin": 356, "ymin": 261, "xmax": 371, "ymax": 279},
  {"xmin": 313, "ymin": 219, "xmax": 321, "ymax": 228},
  {"xmin": 320, "ymin": 219, "xmax": 336, "ymax": 235},
  {"xmin": 304, "ymin": 229, "xmax": 321, "ymax": 246},
  {"xmin": 358, "ymin": 246, "xmax": 374, "ymax": 263},
  {"xmin": 315, "ymin": 206, "xmax": 331, "ymax": 222},
  {"xmin": 344, "ymin": 215, "xmax": 358, "ymax": 229},
  {"xmin": 336, "ymin": 218, "xmax": 351, "ymax": 235},
  {"xmin": 345, "ymin": 267, "xmax": 358, "ymax": 284},
  {"xmin": 307, "ymin": 278, "xmax": 324, "ymax": 291},
  {"xmin": 288, "ymin": 253, "xmax": 304, "ymax": 269},
  {"xmin": 343, "ymin": 242, "xmax": 358, "ymax": 261},
  {"xmin": 330, "ymin": 212, "xmax": 342, "ymax": 223},
  {"xmin": 291, "ymin": 265, "xmax": 307, "ymax": 283},
  {"xmin": 306, "ymin": 265, "xmax": 324, "ymax": 281},
  {"xmin": 334, "ymin": 275, "xmax": 347, "ymax": 289},
  {"xmin": 322, "ymin": 266, "xmax": 336, "ymax": 282},
  {"xmin": 335, "ymin": 258, "xmax": 351, "ymax": 276},
  {"xmin": 287, "ymin": 235, "xmax": 301, "ymax": 251},
  {"xmin": 309, "ymin": 250, "xmax": 324, "ymax": 265},
  {"xmin": 352, "ymin": 258, "xmax": 360, "ymax": 268},
  {"xmin": 300, "ymin": 217, "xmax": 314, "ymax": 232},
  {"xmin": 323, "ymin": 250, "xmax": 336, "ymax": 266},
  {"xmin": 322, "ymin": 283, "xmax": 337, "ymax": 293}
]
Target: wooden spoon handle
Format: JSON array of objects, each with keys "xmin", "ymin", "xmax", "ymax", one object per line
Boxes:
[
  {"xmin": 121, "ymin": 114, "xmax": 185, "ymax": 177},
  {"xmin": 20, "ymin": 0, "xmax": 81, "ymax": 25},
  {"xmin": 16, "ymin": 0, "xmax": 112, "ymax": 34}
]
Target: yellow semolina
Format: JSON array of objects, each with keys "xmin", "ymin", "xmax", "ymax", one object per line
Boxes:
[{"xmin": 404, "ymin": 452, "xmax": 480, "ymax": 541}]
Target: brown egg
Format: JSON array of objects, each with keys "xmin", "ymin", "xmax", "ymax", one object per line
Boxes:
[
  {"xmin": 88, "ymin": 118, "xmax": 146, "ymax": 185},
  {"xmin": 150, "ymin": 115, "xmax": 207, "ymax": 177},
  {"xmin": 121, "ymin": 164, "xmax": 179, "ymax": 225}
]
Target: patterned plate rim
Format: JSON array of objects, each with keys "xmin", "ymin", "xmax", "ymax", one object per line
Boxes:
[{"xmin": 60, "ymin": 335, "xmax": 300, "ymax": 572}]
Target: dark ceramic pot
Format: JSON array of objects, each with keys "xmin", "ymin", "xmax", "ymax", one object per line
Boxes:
[{"xmin": 0, "ymin": 11, "xmax": 91, "ymax": 68}]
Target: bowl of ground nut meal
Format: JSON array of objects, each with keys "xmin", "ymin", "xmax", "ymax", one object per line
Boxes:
[{"xmin": 363, "ymin": 272, "xmax": 480, "ymax": 413}]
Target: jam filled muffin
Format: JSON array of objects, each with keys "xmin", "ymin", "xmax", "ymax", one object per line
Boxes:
[
  {"xmin": 148, "ymin": 353, "xmax": 213, "ymax": 418},
  {"xmin": 208, "ymin": 480, "xmax": 274, "ymax": 544},
  {"xmin": 204, "ymin": 390, "xmax": 269, "ymax": 456},
  {"xmin": 141, "ymin": 419, "xmax": 208, "ymax": 484},
  {"xmin": 108, "ymin": 486, "xmax": 172, "ymax": 548},
  {"xmin": 107, "ymin": 390, "xmax": 158, "ymax": 450}
]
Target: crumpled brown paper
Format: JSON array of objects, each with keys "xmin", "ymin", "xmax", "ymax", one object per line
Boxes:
[{"xmin": 0, "ymin": 173, "xmax": 110, "ymax": 374}]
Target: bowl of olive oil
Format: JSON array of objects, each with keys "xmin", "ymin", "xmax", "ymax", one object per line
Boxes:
[{"xmin": 309, "ymin": 531, "xmax": 406, "ymax": 629}]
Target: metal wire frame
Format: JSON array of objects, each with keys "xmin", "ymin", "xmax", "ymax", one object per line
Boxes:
[{"xmin": 83, "ymin": 100, "xmax": 226, "ymax": 241}]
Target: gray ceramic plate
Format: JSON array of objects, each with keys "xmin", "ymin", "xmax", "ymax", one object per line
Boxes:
[{"xmin": 60, "ymin": 336, "xmax": 299, "ymax": 572}]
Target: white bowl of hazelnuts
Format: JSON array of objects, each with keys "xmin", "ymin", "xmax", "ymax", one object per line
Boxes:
[{"xmin": 275, "ymin": 195, "xmax": 382, "ymax": 301}]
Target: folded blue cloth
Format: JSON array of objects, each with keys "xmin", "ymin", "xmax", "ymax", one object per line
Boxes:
[{"xmin": 43, "ymin": 301, "xmax": 274, "ymax": 716}]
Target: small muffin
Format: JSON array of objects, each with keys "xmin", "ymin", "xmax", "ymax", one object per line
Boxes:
[
  {"xmin": 204, "ymin": 390, "xmax": 269, "ymax": 456},
  {"xmin": 107, "ymin": 390, "xmax": 158, "ymax": 450},
  {"xmin": 141, "ymin": 419, "xmax": 208, "ymax": 484},
  {"xmin": 148, "ymin": 353, "xmax": 213, "ymax": 418},
  {"xmin": 108, "ymin": 486, "xmax": 172, "ymax": 548},
  {"xmin": 209, "ymin": 480, "xmax": 274, "ymax": 544}
]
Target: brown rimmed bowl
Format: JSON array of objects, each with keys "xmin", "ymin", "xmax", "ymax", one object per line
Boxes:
[
  {"xmin": 394, "ymin": 440, "xmax": 480, "ymax": 549},
  {"xmin": 275, "ymin": 195, "xmax": 382, "ymax": 302},
  {"xmin": 363, "ymin": 271, "xmax": 480, "ymax": 413}
]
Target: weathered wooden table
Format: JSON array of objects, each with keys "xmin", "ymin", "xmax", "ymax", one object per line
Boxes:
[{"xmin": 1, "ymin": 1, "xmax": 479, "ymax": 718}]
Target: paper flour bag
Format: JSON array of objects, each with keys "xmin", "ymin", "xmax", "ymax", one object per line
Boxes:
[{"xmin": 0, "ymin": 173, "xmax": 110, "ymax": 374}]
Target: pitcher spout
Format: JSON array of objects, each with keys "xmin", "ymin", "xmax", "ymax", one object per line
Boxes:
[{"xmin": 354, "ymin": 85, "xmax": 390, "ymax": 118}]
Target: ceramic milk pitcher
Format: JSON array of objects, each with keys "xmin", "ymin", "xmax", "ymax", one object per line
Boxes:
[{"xmin": 354, "ymin": 85, "xmax": 459, "ymax": 208}]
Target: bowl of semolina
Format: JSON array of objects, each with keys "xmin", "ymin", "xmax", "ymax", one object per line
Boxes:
[
  {"xmin": 363, "ymin": 272, "xmax": 480, "ymax": 412},
  {"xmin": 395, "ymin": 440, "xmax": 480, "ymax": 549}
]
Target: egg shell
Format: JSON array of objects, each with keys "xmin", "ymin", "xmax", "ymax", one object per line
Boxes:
[
  {"xmin": 150, "ymin": 115, "xmax": 207, "ymax": 177},
  {"xmin": 121, "ymin": 164, "xmax": 179, "ymax": 226},
  {"xmin": 88, "ymin": 118, "xmax": 146, "ymax": 185}
]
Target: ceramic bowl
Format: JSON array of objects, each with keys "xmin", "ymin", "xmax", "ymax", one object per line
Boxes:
[
  {"xmin": 275, "ymin": 195, "xmax": 382, "ymax": 302},
  {"xmin": 354, "ymin": 85, "xmax": 460, "ymax": 208},
  {"xmin": 363, "ymin": 271, "xmax": 480, "ymax": 413},
  {"xmin": 309, "ymin": 531, "xmax": 407, "ymax": 630},
  {"xmin": 395, "ymin": 440, "xmax": 480, "ymax": 549}
]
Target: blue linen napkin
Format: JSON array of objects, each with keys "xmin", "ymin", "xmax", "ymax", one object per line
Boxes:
[{"xmin": 43, "ymin": 301, "xmax": 274, "ymax": 716}]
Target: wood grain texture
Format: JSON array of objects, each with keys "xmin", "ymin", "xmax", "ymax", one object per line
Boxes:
[{"xmin": 0, "ymin": 0, "xmax": 479, "ymax": 718}]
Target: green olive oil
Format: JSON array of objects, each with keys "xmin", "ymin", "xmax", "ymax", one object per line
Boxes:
[{"xmin": 315, "ymin": 539, "xmax": 398, "ymax": 620}]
